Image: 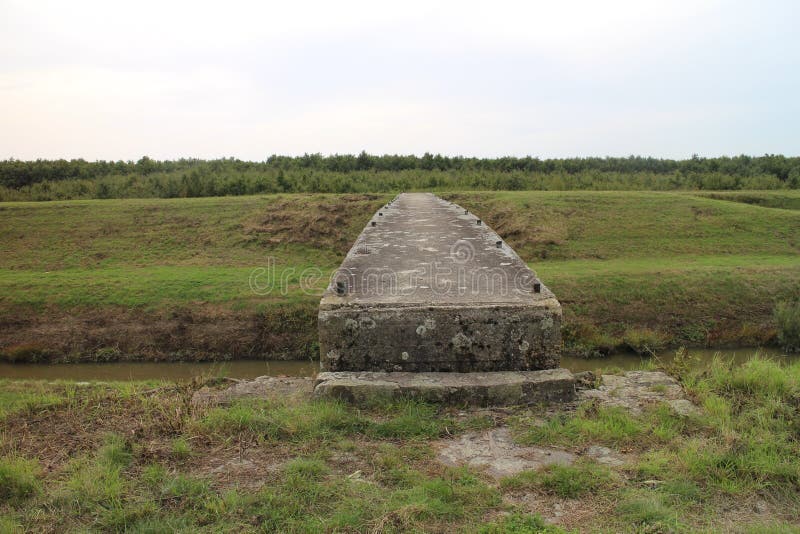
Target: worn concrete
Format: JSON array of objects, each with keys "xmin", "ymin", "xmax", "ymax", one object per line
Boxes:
[
  {"xmin": 436, "ymin": 430, "xmax": 631, "ymax": 479},
  {"xmin": 319, "ymin": 193, "xmax": 561, "ymax": 372},
  {"xmin": 578, "ymin": 370, "xmax": 699, "ymax": 415},
  {"xmin": 437, "ymin": 427, "xmax": 576, "ymax": 478},
  {"xmin": 313, "ymin": 368, "xmax": 575, "ymax": 406}
]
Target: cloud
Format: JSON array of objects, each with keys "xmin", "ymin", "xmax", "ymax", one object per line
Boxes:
[{"xmin": 0, "ymin": 0, "xmax": 797, "ymax": 159}]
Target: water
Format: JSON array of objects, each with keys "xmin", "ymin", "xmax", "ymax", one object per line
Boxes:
[{"xmin": 0, "ymin": 348, "xmax": 790, "ymax": 382}]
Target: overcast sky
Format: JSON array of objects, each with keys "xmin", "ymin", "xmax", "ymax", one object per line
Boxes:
[{"xmin": 1, "ymin": 0, "xmax": 798, "ymax": 160}]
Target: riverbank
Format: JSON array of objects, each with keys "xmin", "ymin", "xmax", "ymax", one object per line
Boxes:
[
  {"xmin": 1, "ymin": 191, "xmax": 799, "ymax": 363},
  {"xmin": 1, "ymin": 356, "xmax": 798, "ymax": 532},
  {"xmin": 0, "ymin": 348, "xmax": 790, "ymax": 382}
]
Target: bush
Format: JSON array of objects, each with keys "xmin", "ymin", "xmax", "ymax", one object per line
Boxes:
[{"xmin": 774, "ymin": 300, "xmax": 800, "ymax": 352}]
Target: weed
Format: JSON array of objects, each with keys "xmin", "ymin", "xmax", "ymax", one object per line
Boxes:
[
  {"xmin": 170, "ymin": 437, "xmax": 193, "ymax": 459},
  {"xmin": 0, "ymin": 456, "xmax": 40, "ymax": 503}
]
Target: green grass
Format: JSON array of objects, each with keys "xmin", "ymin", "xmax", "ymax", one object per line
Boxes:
[
  {"xmin": 697, "ymin": 190, "xmax": 800, "ymax": 211},
  {"xmin": 615, "ymin": 491, "xmax": 686, "ymax": 532},
  {"xmin": 512, "ymin": 402, "xmax": 694, "ymax": 449},
  {"xmin": 0, "ymin": 381, "xmax": 64, "ymax": 419},
  {"xmin": 196, "ymin": 397, "xmax": 469, "ymax": 443},
  {"xmin": 0, "ymin": 456, "xmax": 40, "ymax": 503},
  {"xmin": 2, "ymin": 190, "xmax": 800, "ymax": 361}
]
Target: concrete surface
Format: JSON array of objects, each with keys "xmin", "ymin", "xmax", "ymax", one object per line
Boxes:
[
  {"xmin": 319, "ymin": 193, "xmax": 562, "ymax": 372},
  {"xmin": 312, "ymin": 368, "xmax": 575, "ymax": 406},
  {"xmin": 437, "ymin": 427, "xmax": 576, "ymax": 478}
]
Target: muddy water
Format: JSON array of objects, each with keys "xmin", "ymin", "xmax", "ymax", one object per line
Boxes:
[{"xmin": 0, "ymin": 348, "xmax": 790, "ymax": 382}]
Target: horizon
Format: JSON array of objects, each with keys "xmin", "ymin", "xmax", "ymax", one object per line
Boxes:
[
  {"xmin": 2, "ymin": 0, "xmax": 799, "ymax": 160},
  {"xmin": 3, "ymin": 152, "xmax": 799, "ymax": 164}
]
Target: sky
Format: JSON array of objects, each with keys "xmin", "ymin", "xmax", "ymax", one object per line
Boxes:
[{"xmin": 1, "ymin": 0, "xmax": 798, "ymax": 160}]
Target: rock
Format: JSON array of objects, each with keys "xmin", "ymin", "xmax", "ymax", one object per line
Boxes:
[
  {"xmin": 436, "ymin": 427, "xmax": 576, "ymax": 478},
  {"xmin": 584, "ymin": 445, "xmax": 627, "ymax": 466},
  {"xmin": 578, "ymin": 371, "xmax": 697, "ymax": 415},
  {"xmin": 668, "ymin": 398, "xmax": 700, "ymax": 417}
]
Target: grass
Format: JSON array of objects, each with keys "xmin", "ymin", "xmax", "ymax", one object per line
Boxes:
[
  {"xmin": 2, "ymin": 190, "xmax": 799, "ymax": 362},
  {"xmin": 0, "ymin": 456, "xmax": 40, "ymax": 503},
  {"xmin": 1, "ymin": 356, "xmax": 800, "ymax": 531},
  {"xmin": 512, "ymin": 401, "xmax": 695, "ymax": 449},
  {"xmin": 501, "ymin": 462, "xmax": 616, "ymax": 498},
  {"xmin": 196, "ymin": 397, "xmax": 476, "ymax": 443}
]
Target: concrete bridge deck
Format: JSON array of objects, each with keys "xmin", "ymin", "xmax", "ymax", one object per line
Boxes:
[{"xmin": 318, "ymin": 193, "xmax": 562, "ymax": 373}]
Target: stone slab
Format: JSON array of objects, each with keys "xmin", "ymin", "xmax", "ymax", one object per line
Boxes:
[
  {"xmin": 313, "ymin": 368, "xmax": 575, "ymax": 406},
  {"xmin": 437, "ymin": 427, "xmax": 576, "ymax": 478},
  {"xmin": 319, "ymin": 193, "xmax": 562, "ymax": 372}
]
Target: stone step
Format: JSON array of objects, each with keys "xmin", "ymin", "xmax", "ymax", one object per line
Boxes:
[{"xmin": 313, "ymin": 368, "xmax": 575, "ymax": 406}]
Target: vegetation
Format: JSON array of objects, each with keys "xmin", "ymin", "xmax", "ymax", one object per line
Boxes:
[
  {"xmin": 2, "ymin": 190, "xmax": 799, "ymax": 362},
  {"xmin": 774, "ymin": 300, "xmax": 800, "ymax": 352},
  {"xmin": 2, "ymin": 153, "xmax": 800, "ymax": 201},
  {"xmin": 1, "ymin": 355, "xmax": 799, "ymax": 531}
]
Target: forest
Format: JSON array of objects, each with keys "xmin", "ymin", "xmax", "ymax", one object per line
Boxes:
[{"xmin": 1, "ymin": 153, "xmax": 799, "ymax": 201}]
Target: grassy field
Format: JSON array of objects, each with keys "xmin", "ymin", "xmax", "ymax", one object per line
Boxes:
[
  {"xmin": 1, "ymin": 190, "xmax": 800, "ymax": 361},
  {"xmin": 1, "ymin": 356, "xmax": 799, "ymax": 532}
]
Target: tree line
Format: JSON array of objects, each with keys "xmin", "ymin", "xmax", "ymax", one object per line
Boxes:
[{"xmin": 1, "ymin": 153, "xmax": 798, "ymax": 201}]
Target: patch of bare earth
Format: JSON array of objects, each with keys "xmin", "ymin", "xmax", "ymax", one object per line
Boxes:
[
  {"xmin": 242, "ymin": 193, "xmax": 386, "ymax": 253},
  {"xmin": 1, "ymin": 385, "xmax": 191, "ymax": 473}
]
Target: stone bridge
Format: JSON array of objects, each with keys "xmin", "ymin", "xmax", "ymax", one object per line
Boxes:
[{"xmin": 315, "ymin": 193, "xmax": 570, "ymax": 405}]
